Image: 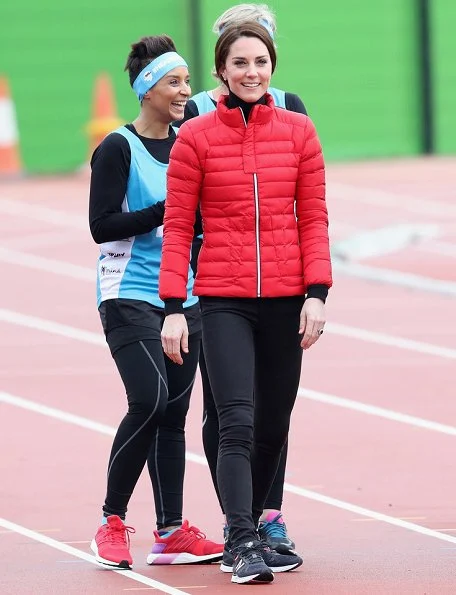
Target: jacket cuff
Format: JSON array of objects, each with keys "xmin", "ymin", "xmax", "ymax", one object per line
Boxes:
[
  {"xmin": 306, "ymin": 284, "xmax": 329, "ymax": 303},
  {"xmin": 164, "ymin": 299, "xmax": 185, "ymax": 315}
]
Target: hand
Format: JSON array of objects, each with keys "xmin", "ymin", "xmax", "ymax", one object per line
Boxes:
[
  {"xmin": 299, "ymin": 298, "xmax": 326, "ymax": 350},
  {"xmin": 161, "ymin": 314, "xmax": 189, "ymax": 365}
]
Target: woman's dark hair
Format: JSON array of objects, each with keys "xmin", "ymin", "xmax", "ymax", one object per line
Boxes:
[
  {"xmin": 125, "ymin": 35, "xmax": 177, "ymax": 86},
  {"xmin": 214, "ymin": 21, "xmax": 277, "ymax": 81}
]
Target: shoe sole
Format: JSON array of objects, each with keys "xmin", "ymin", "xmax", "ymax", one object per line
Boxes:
[
  {"xmin": 147, "ymin": 551, "xmax": 223, "ymax": 565},
  {"xmin": 231, "ymin": 569, "xmax": 274, "ymax": 584},
  {"xmin": 231, "ymin": 569, "xmax": 274, "ymax": 585},
  {"xmin": 222, "ymin": 560, "xmax": 302, "ymax": 574},
  {"xmin": 90, "ymin": 539, "xmax": 132, "ymax": 569}
]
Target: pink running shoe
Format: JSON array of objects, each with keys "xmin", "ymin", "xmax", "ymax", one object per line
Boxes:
[
  {"xmin": 146, "ymin": 519, "xmax": 224, "ymax": 565},
  {"xmin": 91, "ymin": 515, "xmax": 135, "ymax": 569}
]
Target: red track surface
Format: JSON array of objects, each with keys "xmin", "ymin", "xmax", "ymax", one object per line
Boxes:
[{"xmin": 1, "ymin": 157, "xmax": 456, "ymax": 594}]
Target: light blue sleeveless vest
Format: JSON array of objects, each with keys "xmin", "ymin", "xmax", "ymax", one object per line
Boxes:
[
  {"xmin": 191, "ymin": 87, "xmax": 286, "ymax": 114},
  {"xmin": 96, "ymin": 126, "xmax": 197, "ymax": 309}
]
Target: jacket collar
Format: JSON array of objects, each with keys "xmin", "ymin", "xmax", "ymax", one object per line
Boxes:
[{"xmin": 216, "ymin": 93, "xmax": 275, "ymax": 127}]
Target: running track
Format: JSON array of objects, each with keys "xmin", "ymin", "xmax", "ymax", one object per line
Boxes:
[{"xmin": 1, "ymin": 156, "xmax": 455, "ymax": 594}]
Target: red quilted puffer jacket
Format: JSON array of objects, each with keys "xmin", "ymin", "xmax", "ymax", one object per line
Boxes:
[{"xmin": 159, "ymin": 94, "xmax": 332, "ymax": 301}]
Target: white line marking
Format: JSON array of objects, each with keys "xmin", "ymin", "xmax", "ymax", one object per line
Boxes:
[
  {"xmin": 2, "ymin": 307, "xmax": 455, "ymax": 363},
  {"xmin": 327, "ymin": 321, "xmax": 456, "ymax": 360},
  {"xmin": 2, "ymin": 231, "xmax": 456, "ymax": 298},
  {"xmin": 332, "ymin": 223, "xmax": 440, "ymax": 261},
  {"xmin": 418, "ymin": 240, "xmax": 456, "ymax": 258},
  {"xmin": 0, "ymin": 517, "xmax": 191, "ymax": 595},
  {"xmin": 0, "ymin": 391, "xmax": 206, "ymax": 466},
  {"xmin": 330, "ymin": 182, "xmax": 456, "ymax": 218},
  {"xmin": 1, "ymin": 309, "xmax": 455, "ymax": 440},
  {"xmin": 333, "ymin": 259, "xmax": 456, "ymax": 297},
  {"xmin": 7, "ymin": 229, "xmax": 81, "ymax": 251},
  {"xmin": 298, "ymin": 388, "xmax": 456, "ymax": 436},
  {"xmin": 0, "ymin": 309, "xmax": 106, "ymax": 346},
  {"xmin": 2, "ymin": 391, "xmax": 456, "ymax": 547},
  {"xmin": 0, "ymin": 198, "xmax": 88, "ymax": 230},
  {"xmin": 281, "ymin": 485, "xmax": 456, "ymax": 545},
  {"xmin": 0, "ymin": 247, "xmax": 94, "ymax": 280}
]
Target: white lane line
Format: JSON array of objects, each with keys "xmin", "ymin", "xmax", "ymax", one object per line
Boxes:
[
  {"xmin": 5, "ymin": 373, "xmax": 456, "ymax": 442},
  {"xmin": 418, "ymin": 241, "xmax": 456, "ymax": 258},
  {"xmin": 0, "ymin": 391, "xmax": 206, "ymax": 466},
  {"xmin": 0, "ymin": 247, "xmax": 94, "ymax": 280},
  {"xmin": 333, "ymin": 259, "xmax": 456, "ymax": 297},
  {"xmin": 331, "ymin": 223, "xmax": 440, "ymax": 261},
  {"xmin": 1, "ymin": 308, "xmax": 455, "ymax": 439},
  {"xmin": 0, "ymin": 309, "xmax": 106, "ymax": 346},
  {"xmin": 298, "ymin": 388, "xmax": 456, "ymax": 436},
  {"xmin": 2, "ymin": 391, "xmax": 456, "ymax": 547},
  {"xmin": 329, "ymin": 182, "xmax": 456, "ymax": 218},
  {"xmin": 2, "ymin": 306, "xmax": 455, "ymax": 362},
  {"xmin": 2, "ymin": 231, "xmax": 456, "ymax": 299},
  {"xmin": 0, "ymin": 517, "xmax": 191, "ymax": 595},
  {"xmin": 7, "ymin": 229, "xmax": 81, "ymax": 251},
  {"xmin": 327, "ymin": 321, "xmax": 456, "ymax": 360},
  {"xmin": 0, "ymin": 198, "xmax": 88, "ymax": 230},
  {"xmin": 281, "ymin": 484, "xmax": 456, "ymax": 545}
]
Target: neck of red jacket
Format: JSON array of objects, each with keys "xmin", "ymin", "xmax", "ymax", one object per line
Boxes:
[{"xmin": 226, "ymin": 90, "xmax": 267, "ymax": 123}]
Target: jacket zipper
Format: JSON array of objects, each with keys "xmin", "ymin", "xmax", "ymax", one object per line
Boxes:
[{"xmin": 240, "ymin": 107, "xmax": 261, "ymax": 297}]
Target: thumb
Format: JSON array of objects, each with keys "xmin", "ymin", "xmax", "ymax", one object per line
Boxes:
[
  {"xmin": 299, "ymin": 309, "xmax": 306, "ymax": 334},
  {"xmin": 181, "ymin": 328, "xmax": 189, "ymax": 354}
]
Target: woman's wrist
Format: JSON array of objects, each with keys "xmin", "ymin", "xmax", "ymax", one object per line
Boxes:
[
  {"xmin": 306, "ymin": 284, "xmax": 329, "ymax": 303},
  {"xmin": 164, "ymin": 299, "xmax": 185, "ymax": 315}
]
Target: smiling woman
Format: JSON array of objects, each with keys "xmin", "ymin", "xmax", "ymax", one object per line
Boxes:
[
  {"xmin": 87, "ymin": 35, "xmax": 223, "ymax": 571},
  {"xmin": 216, "ymin": 25, "xmax": 276, "ymax": 104},
  {"xmin": 159, "ymin": 21, "xmax": 331, "ymax": 585}
]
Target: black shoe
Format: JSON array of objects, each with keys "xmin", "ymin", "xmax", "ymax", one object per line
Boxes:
[
  {"xmin": 260, "ymin": 542, "xmax": 303, "ymax": 573},
  {"xmin": 258, "ymin": 512, "xmax": 296, "ymax": 554},
  {"xmin": 230, "ymin": 541, "xmax": 274, "ymax": 585},
  {"xmin": 221, "ymin": 539, "xmax": 302, "ymax": 573}
]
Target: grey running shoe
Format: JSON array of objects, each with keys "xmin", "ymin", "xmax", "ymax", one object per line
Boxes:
[
  {"xmin": 221, "ymin": 538, "xmax": 302, "ymax": 573},
  {"xmin": 230, "ymin": 540, "xmax": 274, "ymax": 584},
  {"xmin": 258, "ymin": 512, "xmax": 296, "ymax": 554}
]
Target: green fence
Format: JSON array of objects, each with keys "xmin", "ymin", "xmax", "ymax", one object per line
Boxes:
[
  {"xmin": 199, "ymin": 0, "xmax": 422, "ymax": 160},
  {"xmin": 0, "ymin": 0, "xmax": 453, "ymax": 173},
  {"xmin": 431, "ymin": 0, "xmax": 456, "ymax": 153},
  {"xmin": 0, "ymin": 0, "xmax": 190, "ymax": 173}
]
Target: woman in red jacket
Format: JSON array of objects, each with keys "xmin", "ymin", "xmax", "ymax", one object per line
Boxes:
[{"xmin": 160, "ymin": 22, "xmax": 332, "ymax": 585}]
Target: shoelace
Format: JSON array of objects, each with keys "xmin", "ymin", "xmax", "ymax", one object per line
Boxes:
[
  {"xmin": 100, "ymin": 523, "xmax": 136, "ymax": 546},
  {"xmin": 259, "ymin": 514, "xmax": 288, "ymax": 539},
  {"xmin": 235, "ymin": 545, "xmax": 264, "ymax": 565},
  {"xmin": 185, "ymin": 525, "xmax": 208, "ymax": 540}
]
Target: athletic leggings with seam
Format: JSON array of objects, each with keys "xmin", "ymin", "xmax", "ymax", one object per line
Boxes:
[
  {"xmin": 199, "ymin": 295, "xmax": 304, "ymax": 548},
  {"xmin": 102, "ymin": 333, "xmax": 200, "ymax": 528}
]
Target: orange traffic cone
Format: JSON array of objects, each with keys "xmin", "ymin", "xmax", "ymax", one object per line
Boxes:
[
  {"xmin": 0, "ymin": 75, "xmax": 22, "ymax": 177},
  {"xmin": 86, "ymin": 73, "xmax": 123, "ymax": 157}
]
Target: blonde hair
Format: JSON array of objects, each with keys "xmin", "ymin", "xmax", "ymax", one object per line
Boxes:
[
  {"xmin": 210, "ymin": 4, "xmax": 277, "ymax": 81},
  {"xmin": 212, "ymin": 3, "xmax": 277, "ymax": 38}
]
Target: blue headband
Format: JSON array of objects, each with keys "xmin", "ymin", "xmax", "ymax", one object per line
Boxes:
[
  {"xmin": 132, "ymin": 52, "xmax": 188, "ymax": 102},
  {"xmin": 219, "ymin": 18, "xmax": 275, "ymax": 40},
  {"xmin": 258, "ymin": 18, "xmax": 275, "ymax": 39}
]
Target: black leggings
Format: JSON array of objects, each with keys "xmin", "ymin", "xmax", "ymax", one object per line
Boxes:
[
  {"xmin": 200, "ymin": 349, "xmax": 288, "ymax": 514},
  {"xmin": 192, "ymin": 237, "xmax": 289, "ymax": 516},
  {"xmin": 102, "ymin": 334, "xmax": 200, "ymax": 527},
  {"xmin": 199, "ymin": 296, "xmax": 304, "ymax": 548}
]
